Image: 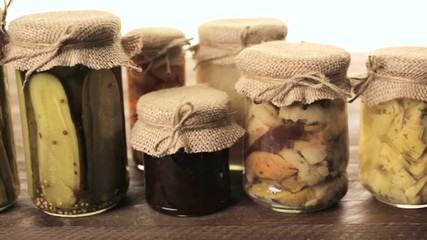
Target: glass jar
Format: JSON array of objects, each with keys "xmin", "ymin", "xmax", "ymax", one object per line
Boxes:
[
  {"xmin": 144, "ymin": 149, "xmax": 230, "ymax": 216},
  {"xmin": 193, "ymin": 18, "xmax": 287, "ymax": 171},
  {"xmin": 355, "ymin": 47, "xmax": 427, "ymax": 209},
  {"xmin": 0, "ymin": 67, "xmax": 19, "ymax": 212},
  {"xmin": 244, "ymin": 100, "xmax": 348, "ymax": 212},
  {"xmin": 359, "ymin": 99, "xmax": 427, "ymax": 207},
  {"xmin": 4, "ymin": 10, "xmax": 138, "ymax": 217},
  {"xmin": 124, "ymin": 27, "xmax": 188, "ymax": 170},
  {"xmin": 15, "ymin": 67, "xmax": 129, "ymax": 216},
  {"xmin": 130, "ymin": 85, "xmax": 245, "ymax": 216},
  {"xmin": 235, "ymin": 41, "xmax": 351, "ymax": 212}
]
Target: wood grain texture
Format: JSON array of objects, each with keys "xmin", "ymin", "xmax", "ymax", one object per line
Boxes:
[{"xmin": 3, "ymin": 53, "xmax": 427, "ymax": 239}]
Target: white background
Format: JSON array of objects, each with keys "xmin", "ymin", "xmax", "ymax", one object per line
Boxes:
[{"xmin": 5, "ymin": 0, "xmax": 427, "ymax": 52}]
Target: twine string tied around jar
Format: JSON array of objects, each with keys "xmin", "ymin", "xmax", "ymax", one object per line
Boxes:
[
  {"xmin": 253, "ymin": 71, "xmax": 351, "ymax": 104},
  {"xmin": 3, "ymin": 24, "xmax": 141, "ymax": 88},
  {"xmin": 192, "ymin": 26, "xmax": 251, "ymax": 69},
  {"xmin": 141, "ymin": 38, "xmax": 191, "ymax": 74},
  {"xmin": 349, "ymin": 55, "xmax": 426, "ymax": 103}
]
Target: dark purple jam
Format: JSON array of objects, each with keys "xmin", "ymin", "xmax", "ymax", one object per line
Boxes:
[{"xmin": 143, "ymin": 149, "xmax": 230, "ymax": 216}]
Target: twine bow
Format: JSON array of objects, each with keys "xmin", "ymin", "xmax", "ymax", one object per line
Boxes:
[
  {"xmin": 141, "ymin": 38, "xmax": 191, "ymax": 74},
  {"xmin": 348, "ymin": 55, "xmax": 379, "ymax": 103},
  {"xmin": 153, "ymin": 102, "xmax": 195, "ymax": 156},
  {"xmin": 253, "ymin": 71, "xmax": 351, "ymax": 104},
  {"xmin": 348, "ymin": 55, "xmax": 425, "ymax": 103}
]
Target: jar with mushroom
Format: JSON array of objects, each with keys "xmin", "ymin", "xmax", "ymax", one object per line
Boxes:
[
  {"xmin": 235, "ymin": 41, "xmax": 351, "ymax": 212},
  {"xmin": 354, "ymin": 47, "xmax": 427, "ymax": 208},
  {"xmin": 4, "ymin": 10, "xmax": 141, "ymax": 217}
]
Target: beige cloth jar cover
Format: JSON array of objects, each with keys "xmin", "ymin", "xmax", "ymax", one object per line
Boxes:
[
  {"xmin": 3, "ymin": 10, "xmax": 142, "ymax": 81},
  {"xmin": 193, "ymin": 18, "xmax": 288, "ymax": 65},
  {"xmin": 125, "ymin": 27, "xmax": 190, "ymax": 71},
  {"xmin": 130, "ymin": 85, "xmax": 245, "ymax": 158},
  {"xmin": 235, "ymin": 41, "xmax": 352, "ymax": 106},
  {"xmin": 352, "ymin": 46, "xmax": 427, "ymax": 106}
]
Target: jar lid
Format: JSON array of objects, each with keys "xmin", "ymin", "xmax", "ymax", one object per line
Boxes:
[
  {"xmin": 352, "ymin": 46, "xmax": 427, "ymax": 106},
  {"xmin": 126, "ymin": 27, "xmax": 187, "ymax": 50},
  {"xmin": 193, "ymin": 18, "xmax": 287, "ymax": 65},
  {"xmin": 4, "ymin": 10, "xmax": 142, "ymax": 81},
  {"xmin": 235, "ymin": 41, "xmax": 351, "ymax": 106},
  {"xmin": 125, "ymin": 27, "xmax": 190, "ymax": 70},
  {"xmin": 130, "ymin": 85, "xmax": 245, "ymax": 157}
]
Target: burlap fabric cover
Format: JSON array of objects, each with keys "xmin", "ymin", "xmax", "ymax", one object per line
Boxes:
[
  {"xmin": 235, "ymin": 41, "xmax": 351, "ymax": 107},
  {"xmin": 4, "ymin": 10, "xmax": 142, "ymax": 80},
  {"xmin": 130, "ymin": 85, "xmax": 245, "ymax": 158},
  {"xmin": 352, "ymin": 46, "xmax": 427, "ymax": 107},
  {"xmin": 125, "ymin": 27, "xmax": 190, "ymax": 70},
  {"xmin": 193, "ymin": 18, "xmax": 287, "ymax": 65}
]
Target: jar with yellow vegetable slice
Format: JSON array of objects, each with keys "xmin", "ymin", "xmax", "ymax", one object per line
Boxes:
[
  {"xmin": 235, "ymin": 41, "xmax": 351, "ymax": 213},
  {"xmin": 354, "ymin": 47, "xmax": 427, "ymax": 208},
  {"xmin": 4, "ymin": 10, "xmax": 141, "ymax": 217}
]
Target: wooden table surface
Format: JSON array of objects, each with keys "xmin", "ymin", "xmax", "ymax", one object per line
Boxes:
[{"xmin": 2, "ymin": 53, "xmax": 427, "ymax": 240}]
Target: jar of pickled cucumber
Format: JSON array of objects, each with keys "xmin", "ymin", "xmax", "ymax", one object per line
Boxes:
[
  {"xmin": 235, "ymin": 41, "xmax": 351, "ymax": 213},
  {"xmin": 4, "ymin": 10, "xmax": 142, "ymax": 217},
  {"xmin": 0, "ymin": 2, "xmax": 20, "ymax": 212},
  {"xmin": 192, "ymin": 18, "xmax": 287, "ymax": 171},
  {"xmin": 124, "ymin": 27, "xmax": 190, "ymax": 171},
  {"xmin": 130, "ymin": 85, "xmax": 244, "ymax": 216},
  {"xmin": 354, "ymin": 47, "xmax": 427, "ymax": 208}
]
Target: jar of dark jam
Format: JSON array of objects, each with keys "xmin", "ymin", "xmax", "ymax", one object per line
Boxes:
[
  {"xmin": 124, "ymin": 27, "xmax": 189, "ymax": 170},
  {"xmin": 144, "ymin": 149, "xmax": 230, "ymax": 216},
  {"xmin": 4, "ymin": 10, "xmax": 140, "ymax": 217},
  {"xmin": 130, "ymin": 85, "xmax": 244, "ymax": 216}
]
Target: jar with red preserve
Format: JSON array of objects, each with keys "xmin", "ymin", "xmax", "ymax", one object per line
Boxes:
[
  {"xmin": 235, "ymin": 41, "xmax": 351, "ymax": 213},
  {"xmin": 124, "ymin": 27, "xmax": 190, "ymax": 170}
]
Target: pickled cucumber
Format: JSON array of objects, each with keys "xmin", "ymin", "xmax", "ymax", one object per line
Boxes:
[
  {"xmin": 82, "ymin": 69, "xmax": 128, "ymax": 202},
  {"xmin": 29, "ymin": 73, "xmax": 81, "ymax": 209}
]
